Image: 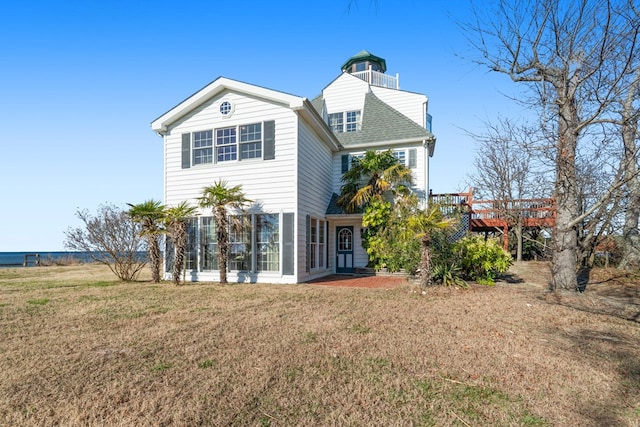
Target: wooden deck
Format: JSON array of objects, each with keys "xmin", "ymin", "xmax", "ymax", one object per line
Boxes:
[{"xmin": 429, "ymin": 188, "xmax": 555, "ymax": 249}]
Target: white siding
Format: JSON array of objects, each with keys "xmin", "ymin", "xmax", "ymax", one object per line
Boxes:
[
  {"xmin": 331, "ymin": 145, "xmax": 429, "ymax": 198},
  {"xmin": 296, "ymin": 119, "xmax": 335, "ymax": 282},
  {"xmin": 164, "ymin": 90, "xmax": 298, "ymax": 214},
  {"xmin": 322, "ymin": 73, "xmax": 369, "ymax": 116},
  {"xmin": 371, "ymin": 86, "xmax": 428, "ymax": 128}
]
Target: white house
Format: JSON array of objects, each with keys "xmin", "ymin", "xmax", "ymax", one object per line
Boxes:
[{"xmin": 151, "ymin": 50, "xmax": 435, "ymax": 284}]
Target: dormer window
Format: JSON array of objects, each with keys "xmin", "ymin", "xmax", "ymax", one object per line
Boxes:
[{"xmin": 328, "ymin": 110, "xmax": 361, "ymax": 133}]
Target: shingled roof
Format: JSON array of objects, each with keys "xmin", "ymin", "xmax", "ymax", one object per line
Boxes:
[{"xmin": 311, "ymin": 92, "xmax": 434, "ymax": 148}]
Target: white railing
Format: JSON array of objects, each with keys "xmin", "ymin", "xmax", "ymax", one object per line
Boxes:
[{"xmin": 351, "ymin": 70, "xmax": 399, "ymax": 89}]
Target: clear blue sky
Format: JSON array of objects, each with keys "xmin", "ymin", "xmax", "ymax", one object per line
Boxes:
[{"xmin": 0, "ymin": 0, "xmax": 520, "ymax": 251}]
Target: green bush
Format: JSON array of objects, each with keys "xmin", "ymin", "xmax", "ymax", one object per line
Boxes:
[{"xmin": 455, "ymin": 235, "xmax": 513, "ymax": 285}]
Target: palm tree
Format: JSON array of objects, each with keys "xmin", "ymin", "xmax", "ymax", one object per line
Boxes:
[
  {"xmin": 338, "ymin": 149, "xmax": 413, "ymax": 213},
  {"xmin": 127, "ymin": 200, "xmax": 165, "ymax": 283},
  {"xmin": 164, "ymin": 202, "xmax": 198, "ymax": 285},
  {"xmin": 408, "ymin": 204, "xmax": 456, "ymax": 288},
  {"xmin": 198, "ymin": 180, "xmax": 251, "ymax": 284}
]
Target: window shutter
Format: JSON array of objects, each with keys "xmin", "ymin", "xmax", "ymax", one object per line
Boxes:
[
  {"xmin": 263, "ymin": 120, "xmax": 275, "ymax": 160},
  {"xmin": 408, "ymin": 148, "xmax": 417, "ymax": 169},
  {"xmin": 282, "ymin": 213, "xmax": 294, "ymax": 275},
  {"xmin": 341, "ymin": 154, "xmax": 349, "ymax": 173},
  {"xmin": 305, "ymin": 215, "xmax": 311, "ymax": 273},
  {"xmin": 181, "ymin": 133, "xmax": 191, "ymax": 169}
]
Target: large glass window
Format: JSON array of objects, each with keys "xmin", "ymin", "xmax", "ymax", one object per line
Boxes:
[
  {"xmin": 193, "ymin": 130, "xmax": 213, "ymax": 165},
  {"xmin": 393, "ymin": 150, "xmax": 406, "ymax": 166},
  {"xmin": 172, "ymin": 213, "xmax": 287, "ymax": 275},
  {"xmin": 239, "ymin": 123, "xmax": 262, "ymax": 160},
  {"xmin": 229, "ymin": 215, "xmax": 251, "ymax": 271},
  {"xmin": 310, "ymin": 218, "xmax": 327, "ymax": 270},
  {"xmin": 200, "ymin": 217, "xmax": 218, "ymax": 271},
  {"xmin": 256, "ymin": 214, "xmax": 279, "ymax": 272}
]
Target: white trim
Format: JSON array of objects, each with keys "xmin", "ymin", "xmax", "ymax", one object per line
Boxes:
[{"xmin": 152, "ymin": 77, "xmax": 305, "ymax": 133}]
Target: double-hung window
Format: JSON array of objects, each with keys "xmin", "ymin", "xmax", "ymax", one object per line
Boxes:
[
  {"xmin": 328, "ymin": 110, "xmax": 361, "ymax": 133},
  {"xmin": 345, "ymin": 110, "xmax": 361, "ymax": 132},
  {"xmin": 239, "ymin": 123, "xmax": 262, "ymax": 159},
  {"xmin": 216, "ymin": 127, "xmax": 237, "ymax": 162},
  {"xmin": 328, "ymin": 113, "xmax": 344, "ymax": 133},
  {"xmin": 215, "ymin": 123, "xmax": 263, "ymax": 162},
  {"xmin": 393, "ymin": 150, "xmax": 406, "ymax": 166},
  {"xmin": 193, "ymin": 130, "xmax": 213, "ymax": 165}
]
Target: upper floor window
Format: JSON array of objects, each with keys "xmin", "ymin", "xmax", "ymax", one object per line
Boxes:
[
  {"xmin": 346, "ymin": 110, "xmax": 361, "ymax": 132},
  {"xmin": 328, "ymin": 110, "xmax": 361, "ymax": 133},
  {"xmin": 203, "ymin": 122, "xmax": 263, "ymax": 163},
  {"xmin": 240, "ymin": 123, "xmax": 262, "ymax": 160},
  {"xmin": 193, "ymin": 130, "xmax": 213, "ymax": 165},
  {"xmin": 393, "ymin": 150, "xmax": 406, "ymax": 166},
  {"xmin": 216, "ymin": 127, "xmax": 237, "ymax": 162},
  {"xmin": 183, "ymin": 120, "xmax": 274, "ymax": 169}
]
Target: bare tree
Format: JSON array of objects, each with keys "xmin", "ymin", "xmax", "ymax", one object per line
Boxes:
[
  {"xmin": 470, "ymin": 118, "xmax": 544, "ymax": 261},
  {"xmin": 465, "ymin": 0, "xmax": 640, "ymax": 290},
  {"xmin": 618, "ymin": 64, "xmax": 640, "ymax": 269},
  {"xmin": 64, "ymin": 204, "xmax": 146, "ymax": 281}
]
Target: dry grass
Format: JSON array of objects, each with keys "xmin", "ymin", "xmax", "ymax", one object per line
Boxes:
[{"xmin": 0, "ymin": 263, "xmax": 639, "ymax": 426}]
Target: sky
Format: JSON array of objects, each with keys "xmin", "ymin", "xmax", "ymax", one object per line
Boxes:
[{"xmin": 0, "ymin": 0, "xmax": 521, "ymax": 251}]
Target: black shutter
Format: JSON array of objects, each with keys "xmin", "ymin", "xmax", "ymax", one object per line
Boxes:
[
  {"xmin": 341, "ymin": 154, "xmax": 349, "ymax": 173},
  {"xmin": 263, "ymin": 120, "xmax": 275, "ymax": 160},
  {"xmin": 282, "ymin": 213, "xmax": 294, "ymax": 275},
  {"xmin": 305, "ymin": 215, "xmax": 311, "ymax": 273},
  {"xmin": 408, "ymin": 148, "xmax": 417, "ymax": 169},
  {"xmin": 181, "ymin": 133, "xmax": 191, "ymax": 169}
]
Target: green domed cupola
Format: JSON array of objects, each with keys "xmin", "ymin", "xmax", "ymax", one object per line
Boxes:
[{"xmin": 341, "ymin": 50, "xmax": 387, "ymax": 74}]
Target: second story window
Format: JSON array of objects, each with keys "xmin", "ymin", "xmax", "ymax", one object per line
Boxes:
[
  {"xmin": 328, "ymin": 110, "xmax": 361, "ymax": 133},
  {"xmin": 328, "ymin": 113, "xmax": 344, "ymax": 133},
  {"xmin": 193, "ymin": 130, "xmax": 213, "ymax": 165},
  {"xmin": 239, "ymin": 123, "xmax": 262, "ymax": 159},
  {"xmin": 346, "ymin": 110, "xmax": 361, "ymax": 132},
  {"xmin": 188, "ymin": 122, "xmax": 269, "ymax": 166},
  {"xmin": 216, "ymin": 127, "xmax": 237, "ymax": 162}
]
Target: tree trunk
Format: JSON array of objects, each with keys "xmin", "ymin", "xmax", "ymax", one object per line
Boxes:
[
  {"xmin": 216, "ymin": 207, "xmax": 229, "ymax": 285},
  {"xmin": 515, "ymin": 218, "xmax": 523, "ymax": 262},
  {"xmin": 618, "ymin": 72, "xmax": 640, "ymax": 270},
  {"xmin": 149, "ymin": 236, "xmax": 161, "ymax": 283},
  {"xmin": 420, "ymin": 234, "xmax": 432, "ymax": 288},
  {"xmin": 551, "ymin": 96, "xmax": 580, "ymax": 291},
  {"xmin": 172, "ymin": 222, "xmax": 186, "ymax": 286},
  {"xmin": 620, "ymin": 181, "xmax": 640, "ymax": 270}
]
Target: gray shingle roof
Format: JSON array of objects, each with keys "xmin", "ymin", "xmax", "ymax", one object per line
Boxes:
[
  {"xmin": 325, "ymin": 193, "xmax": 346, "ymax": 215},
  {"xmin": 311, "ymin": 92, "xmax": 434, "ymax": 148}
]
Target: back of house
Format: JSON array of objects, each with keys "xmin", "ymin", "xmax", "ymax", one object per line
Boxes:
[{"xmin": 151, "ymin": 50, "xmax": 435, "ymax": 283}]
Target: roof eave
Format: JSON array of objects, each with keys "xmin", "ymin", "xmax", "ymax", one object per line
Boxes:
[
  {"xmin": 294, "ymin": 99, "xmax": 342, "ymax": 152},
  {"xmin": 151, "ymin": 77, "xmax": 306, "ymax": 134}
]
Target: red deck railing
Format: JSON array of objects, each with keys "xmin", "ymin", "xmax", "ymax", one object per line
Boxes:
[{"xmin": 429, "ymin": 188, "xmax": 556, "ymax": 249}]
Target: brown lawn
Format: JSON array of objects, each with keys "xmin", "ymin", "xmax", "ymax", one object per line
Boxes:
[{"xmin": 0, "ymin": 263, "xmax": 638, "ymax": 426}]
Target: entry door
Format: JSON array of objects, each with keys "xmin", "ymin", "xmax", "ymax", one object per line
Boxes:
[{"xmin": 336, "ymin": 226, "xmax": 354, "ymax": 274}]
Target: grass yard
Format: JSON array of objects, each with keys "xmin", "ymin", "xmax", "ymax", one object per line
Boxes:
[{"xmin": 0, "ymin": 263, "xmax": 639, "ymax": 426}]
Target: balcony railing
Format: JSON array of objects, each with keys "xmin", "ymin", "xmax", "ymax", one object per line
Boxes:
[{"xmin": 351, "ymin": 70, "xmax": 399, "ymax": 89}]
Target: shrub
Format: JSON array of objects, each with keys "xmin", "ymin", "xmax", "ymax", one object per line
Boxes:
[{"xmin": 455, "ymin": 235, "xmax": 513, "ymax": 285}]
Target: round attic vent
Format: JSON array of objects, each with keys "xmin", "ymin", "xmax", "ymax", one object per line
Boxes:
[{"xmin": 220, "ymin": 100, "xmax": 234, "ymax": 116}]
